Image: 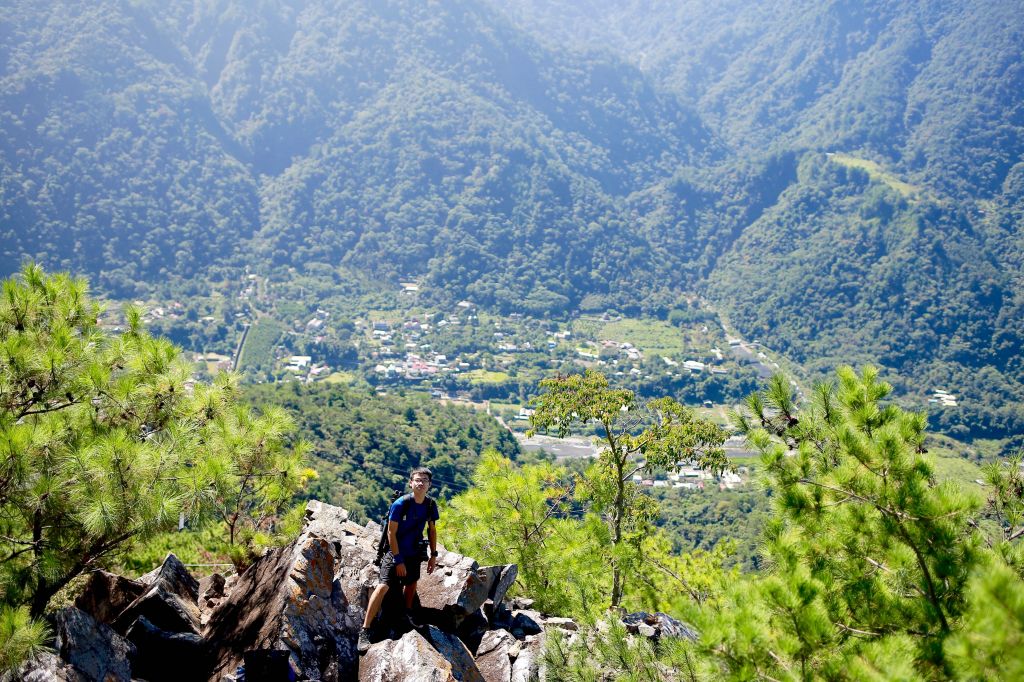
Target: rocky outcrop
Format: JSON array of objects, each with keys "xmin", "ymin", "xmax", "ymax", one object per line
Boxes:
[
  {"xmin": 16, "ymin": 499, "xmax": 696, "ymax": 681},
  {"xmin": 621, "ymin": 611, "xmax": 698, "ymax": 641},
  {"xmin": 359, "ymin": 629, "xmax": 458, "ymax": 682},
  {"xmin": 73, "ymin": 570, "xmax": 144, "ymax": 626},
  {"xmin": 53, "ymin": 607, "xmax": 134, "ymax": 682},
  {"xmin": 113, "ymin": 552, "xmax": 201, "ymax": 635},
  {"xmin": 205, "ymin": 534, "xmax": 362, "ymax": 681}
]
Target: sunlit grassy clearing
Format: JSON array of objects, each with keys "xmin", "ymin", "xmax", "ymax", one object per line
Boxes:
[{"xmin": 828, "ymin": 152, "xmax": 920, "ymax": 197}]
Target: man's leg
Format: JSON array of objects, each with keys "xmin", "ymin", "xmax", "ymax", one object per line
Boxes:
[
  {"xmin": 363, "ymin": 583, "xmax": 390, "ymax": 629},
  {"xmin": 403, "ymin": 581, "xmax": 417, "ymax": 609}
]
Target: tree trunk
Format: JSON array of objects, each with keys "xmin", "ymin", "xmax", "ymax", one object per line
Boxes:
[{"xmin": 610, "ymin": 453, "xmax": 625, "ymax": 608}]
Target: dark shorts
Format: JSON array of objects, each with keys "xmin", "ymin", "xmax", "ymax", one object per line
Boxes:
[{"xmin": 378, "ymin": 553, "xmax": 421, "ymax": 587}]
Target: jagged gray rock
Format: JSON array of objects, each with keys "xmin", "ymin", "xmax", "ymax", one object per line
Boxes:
[
  {"xmin": 114, "ymin": 553, "xmax": 200, "ymax": 635},
  {"xmin": 541, "ymin": 617, "xmax": 577, "ymax": 632},
  {"xmin": 424, "ymin": 625, "xmax": 485, "ymax": 682},
  {"xmin": 510, "ymin": 611, "xmax": 542, "ymax": 639},
  {"xmin": 417, "ymin": 558, "xmax": 493, "ymax": 625},
  {"xmin": 359, "ymin": 629, "xmax": 458, "ymax": 682},
  {"xmin": 622, "ymin": 611, "xmax": 698, "ymax": 641},
  {"xmin": 30, "ymin": 500, "xmax": 547, "ymax": 682},
  {"xmin": 2, "ymin": 652, "xmax": 78, "ymax": 682},
  {"xmin": 482, "ymin": 564, "xmax": 517, "ymax": 612},
  {"xmin": 509, "ymin": 635, "xmax": 542, "ymax": 682},
  {"xmin": 205, "ymin": 535, "xmax": 362, "ymax": 681},
  {"xmin": 53, "ymin": 607, "xmax": 134, "ymax": 682},
  {"xmin": 198, "ymin": 573, "xmax": 227, "ymax": 627},
  {"xmin": 73, "ymin": 570, "xmax": 144, "ymax": 626},
  {"xmin": 125, "ymin": 616, "xmax": 210, "ymax": 681},
  {"xmin": 475, "ymin": 629, "xmax": 516, "ymax": 682}
]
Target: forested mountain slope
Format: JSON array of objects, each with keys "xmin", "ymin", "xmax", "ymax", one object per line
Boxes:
[
  {"xmin": 1, "ymin": 0, "xmax": 1022, "ymax": 437},
  {"xmin": 500, "ymin": 0, "xmax": 1024, "ymax": 436},
  {"xmin": 2, "ymin": 0, "xmax": 737, "ymax": 313},
  {"xmin": 500, "ymin": 0, "xmax": 1024, "ymax": 198}
]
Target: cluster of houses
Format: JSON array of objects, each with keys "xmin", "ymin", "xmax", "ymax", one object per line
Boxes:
[
  {"xmin": 283, "ymin": 355, "xmax": 331, "ymax": 382},
  {"xmin": 929, "ymin": 389, "xmax": 958, "ymax": 407},
  {"xmin": 301, "ymin": 308, "xmax": 330, "ymax": 337},
  {"xmin": 632, "ymin": 464, "xmax": 748, "ymax": 491},
  {"xmin": 374, "ymin": 352, "xmax": 471, "ymax": 381},
  {"xmin": 138, "ymin": 299, "xmax": 185, "ymax": 324}
]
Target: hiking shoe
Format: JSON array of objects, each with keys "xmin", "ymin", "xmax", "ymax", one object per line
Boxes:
[
  {"xmin": 357, "ymin": 627, "xmax": 371, "ymax": 654},
  {"xmin": 404, "ymin": 611, "xmax": 423, "ymax": 630}
]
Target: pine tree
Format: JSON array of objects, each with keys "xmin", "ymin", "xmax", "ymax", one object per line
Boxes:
[
  {"xmin": 705, "ymin": 367, "xmax": 983, "ymax": 678},
  {"xmin": 0, "ymin": 265, "xmax": 308, "ymax": 670}
]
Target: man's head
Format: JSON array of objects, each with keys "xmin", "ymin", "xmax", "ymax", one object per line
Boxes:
[{"xmin": 409, "ymin": 466, "xmax": 432, "ymax": 495}]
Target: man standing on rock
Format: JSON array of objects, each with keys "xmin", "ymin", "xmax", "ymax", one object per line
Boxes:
[{"xmin": 358, "ymin": 466, "xmax": 439, "ymax": 653}]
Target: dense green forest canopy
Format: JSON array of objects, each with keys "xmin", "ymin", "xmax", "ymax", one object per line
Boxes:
[
  {"xmin": 2, "ymin": 0, "xmax": 1022, "ymax": 439},
  {"xmin": 241, "ymin": 382, "xmax": 520, "ymax": 520}
]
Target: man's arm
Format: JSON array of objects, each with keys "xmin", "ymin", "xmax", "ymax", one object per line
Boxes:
[
  {"xmin": 388, "ymin": 520, "xmax": 401, "ymax": 561},
  {"xmin": 427, "ymin": 519, "xmax": 437, "ymax": 574},
  {"xmin": 388, "ymin": 519, "xmax": 407, "ymax": 577}
]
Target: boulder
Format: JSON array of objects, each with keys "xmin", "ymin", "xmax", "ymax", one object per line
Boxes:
[
  {"xmin": 125, "ymin": 616, "xmax": 210, "ymax": 681},
  {"xmin": 114, "ymin": 553, "xmax": 200, "ymax": 635},
  {"xmin": 509, "ymin": 597, "xmax": 534, "ymax": 610},
  {"xmin": 242, "ymin": 650, "xmax": 297, "ymax": 682},
  {"xmin": 509, "ymin": 611, "xmax": 542, "ymax": 639},
  {"xmin": 73, "ymin": 570, "xmax": 144, "ymax": 626},
  {"xmin": 485, "ymin": 565, "xmax": 517, "ymax": 608},
  {"xmin": 541, "ymin": 617, "xmax": 577, "ymax": 632},
  {"xmin": 424, "ymin": 625, "xmax": 484, "ymax": 682},
  {"xmin": 621, "ymin": 611, "xmax": 698, "ymax": 641},
  {"xmin": 303, "ymin": 499, "xmax": 378, "ymax": 551},
  {"xmin": 53, "ymin": 607, "xmax": 134, "ymax": 682},
  {"xmin": 509, "ymin": 637, "xmax": 541, "ymax": 682},
  {"xmin": 198, "ymin": 573, "xmax": 227, "ymax": 627},
  {"xmin": 483, "ymin": 600, "xmax": 513, "ymax": 631},
  {"xmin": 199, "ymin": 573, "xmax": 226, "ymax": 603},
  {"xmin": 417, "ymin": 559, "xmax": 493, "ymax": 626},
  {"xmin": 334, "ymin": 538, "xmax": 379, "ymax": 612},
  {"xmin": 1, "ymin": 652, "xmax": 78, "ymax": 682},
  {"xmin": 474, "ymin": 629, "xmax": 516, "ymax": 682},
  {"xmin": 205, "ymin": 535, "xmax": 362, "ymax": 681},
  {"xmin": 359, "ymin": 629, "xmax": 457, "ymax": 682},
  {"xmin": 454, "ymin": 609, "xmax": 489, "ymax": 655}
]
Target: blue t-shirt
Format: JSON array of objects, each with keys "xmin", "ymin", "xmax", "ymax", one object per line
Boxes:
[{"xmin": 388, "ymin": 495, "xmax": 439, "ymax": 561}]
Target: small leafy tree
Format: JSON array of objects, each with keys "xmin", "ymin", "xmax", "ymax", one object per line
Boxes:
[
  {"xmin": 0, "ymin": 265, "xmax": 308, "ymax": 669},
  {"xmin": 528, "ymin": 370, "xmax": 728, "ymax": 608}
]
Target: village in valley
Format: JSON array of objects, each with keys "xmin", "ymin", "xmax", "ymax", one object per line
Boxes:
[{"xmin": 109, "ymin": 273, "xmax": 962, "ymax": 496}]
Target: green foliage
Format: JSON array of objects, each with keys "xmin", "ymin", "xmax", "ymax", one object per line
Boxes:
[
  {"xmin": 238, "ymin": 317, "xmax": 284, "ymax": 377},
  {"xmin": 543, "ymin": 621, "xmax": 717, "ymax": 682},
  {"xmin": 443, "ymin": 450, "xmax": 738, "ymax": 620},
  {"xmin": 945, "ymin": 559, "xmax": 1024, "ymax": 680},
  {"xmin": 701, "ymin": 367, "xmax": 990, "ymax": 678},
  {"xmin": 439, "ymin": 450, "xmax": 574, "ymax": 611},
  {"xmin": 0, "ymin": 265, "xmax": 308, "ymax": 670},
  {"xmin": 242, "ymin": 382, "xmax": 520, "ymax": 520},
  {"xmin": 0, "ymin": 605, "xmax": 50, "ymax": 673},
  {"xmin": 529, "ymin": 370, "xmax": 728, "ymax": 607}
]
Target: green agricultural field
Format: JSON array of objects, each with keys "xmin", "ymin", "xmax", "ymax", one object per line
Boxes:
[
  {"xmin": 321, "ymin": 371, "xmax": 356, "ymax": 384},
  {"xmin": 238, "ymin": 317, "xmax": 284, "ymax": 374},
  {"xmin": 592, "ymin": 318, "xmax": 689, "ymax": 356},
  {"xmin": 464, "ymin": 369, "xmax": 512, "ymax": 384}
]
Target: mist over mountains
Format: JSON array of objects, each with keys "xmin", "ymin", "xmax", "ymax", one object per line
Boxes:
[{"xmin": 2, "ymin": 0, "xmax": 1023, "ymax": 436}]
